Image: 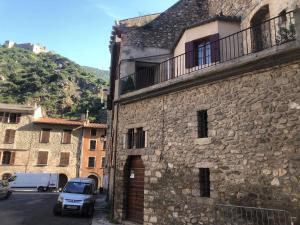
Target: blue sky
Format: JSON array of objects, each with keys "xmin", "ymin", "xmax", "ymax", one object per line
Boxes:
[{"xmin": 0, "ymin": 0, "xmax": 177, "ymax": 70}]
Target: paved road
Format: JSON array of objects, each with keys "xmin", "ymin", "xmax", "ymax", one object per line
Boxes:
[{"xmin": 0, "ymin": 192, "xmax": 92, "ymax": 225}]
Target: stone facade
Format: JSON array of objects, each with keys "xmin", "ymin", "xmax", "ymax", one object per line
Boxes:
[
  {"xmin": 113, "ymin": 60, "xmax": 300, "ymax": 224},
  {"xmin": 107, "ymin": 0, "xmax": 300, "ymax": 224}
]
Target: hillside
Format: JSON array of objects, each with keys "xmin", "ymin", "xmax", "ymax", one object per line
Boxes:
[
  {"xmin": 82, "ymin": 66, "xmax": 109, "ymax": 82},
  {"xmin": 0, "ymin": 46, "xmax": 108, "ymax": 122}
]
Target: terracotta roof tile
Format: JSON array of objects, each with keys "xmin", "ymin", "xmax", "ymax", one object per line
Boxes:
[{"xmin": 34, "ymin": 118, "xmax": 83, "ymax": 126}]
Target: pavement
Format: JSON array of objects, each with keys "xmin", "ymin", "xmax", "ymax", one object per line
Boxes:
[{"xmin": 92, "ymin": 194, "xmax": 119, "ymax": 225}]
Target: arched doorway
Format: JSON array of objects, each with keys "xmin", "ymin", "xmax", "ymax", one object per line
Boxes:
[
  {"xmin": 58, "ymin": 174, "xmax": 68, "ymax": 189},
  {"xmin": 88, "ymin": 175, "xmax": 99, "ymax": 188},
  {"xmin": 2, "ymin": 173, "xmax": 12, "ymax": 180},
  {"xmin": 251, "ymin": 5, "xmax": 270, "ymax": 52},
  {"xmin": 124, "ymin": 156, "xmax": 145, "ymax": 224}
]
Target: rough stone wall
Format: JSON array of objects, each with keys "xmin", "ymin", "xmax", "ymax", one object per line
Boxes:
[
  {"xmin": 0, "ymin": 114, "xmax": 34, "ymax": 177},
  {"xmin": 26, "ymin": 124, "xmax": 81, "ymax": 179},
  {"xmin": 114, "ymin": 60, "xmax": 300, "ymax": 224}
]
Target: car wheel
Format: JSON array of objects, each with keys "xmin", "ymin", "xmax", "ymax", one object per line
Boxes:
[
  {"xmin": 37, "ymin": 187, "xmax": 44, "ymax": 192},
  {"xmin": 4, "ymin": 192, "xmax": 11, "ymax": 200},
  {"xmin": 86, "ymin": 204, "xmax": 94, "ymax": 218},
  {"xmin": 53, "ymin": 205, "xmax": 61, "ymax": 216}
]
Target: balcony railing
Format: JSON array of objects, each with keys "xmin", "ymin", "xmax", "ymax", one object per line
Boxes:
[{"xmin": 120, "ymin": 10, "xmax": 296, "ymax": 95}]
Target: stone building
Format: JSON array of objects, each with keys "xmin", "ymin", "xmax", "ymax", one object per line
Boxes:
[
  {"xmin": 107, "ymin": 0, "xmax": 300, "ymax": 224},
  {"xmin": 4, "ymin": 40, "xmax": 48, "ymax": 54},
  {"xmin": 0, "ymin": 103, "xmax": 107, "ymax": 189}
]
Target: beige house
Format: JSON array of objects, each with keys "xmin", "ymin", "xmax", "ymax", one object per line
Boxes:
[
  {"xmin": 107, "ymin": 0, "xmax": 300, "ymax": 224},
  {"xmin": 0, "ymin": 103, "xmax": 107, "ymax": 189}
]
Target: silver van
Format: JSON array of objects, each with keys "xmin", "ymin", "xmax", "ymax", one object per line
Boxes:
[{"xmin": 53, "ymin": 178, "xmax": 97, "ymax": 217}]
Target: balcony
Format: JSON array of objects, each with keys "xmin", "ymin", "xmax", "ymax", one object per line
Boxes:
[{"xmin": 120, "ymin": 10, "xmax": 296, "ymax": 95}]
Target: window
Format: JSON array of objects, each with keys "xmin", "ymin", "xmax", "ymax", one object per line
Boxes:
[
  {"xmin": 185, "ymin": 34, "xmax": 220, "ymax": 69},
  {"xmin": 127, "ymin": 129, "xmax": 135, "ymax": 149},
  {"xmin": 2, "ymin": 151, "xmax": 15, "ymax": 165},
  {"xmin": 88, "ymin": 157, "xmax": 95, "ymax": 168},
  {"xmin": 197, "ymin": 110, "xmax": 208, "ymax": 138},
  {"xmin": 103, "ymin": 140, "xmax": 107, "ymax": 150},
  {"xmin": 135, "ymin": 127, "xmax": 145, "ymax": 149},
  {"xmin": 3, "ymin": 113, "xmax": 21, "ymax": 124},
  {"xmin": 62, "ymin": 130, "xmax": 72, "ymax": 144},
  {"xmin": 40, "ymin": 129, "xmax": 51, "ymax": 143},
  {"xmin": 279, "ymin": 10, "xmax": 287, "ymax": 27},
  {"xmin": 91, "ymin": 128, "xmax": 97, "ymax": 136},
  {"xmin": 37, "ymin": 151, "xmax": 48, "ymax": 165},
  {"xmin": 199, "ymin": 168, "xmax": 210, "ymax": 197},
  {"xmin": 90, "ymin": 140, "xmax": 97, "ymax": 150},
  {"xmin": 101, "ymin": 157, "xmax": 106, "ymax": 168},
  {"xmin": 59, "ymin": 152, "xmax": 70, "ymax": 166},
  {"xmin": 4, "ymin": 129, "xmax": 16, "ymax": 144},
  {"xmin": 0, "ymin": 112, "xmax": 4, "ymax": 122}
]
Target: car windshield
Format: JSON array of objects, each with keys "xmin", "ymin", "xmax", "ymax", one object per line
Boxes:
[{"xmin": 63, "ymin": 182, "xmax": 92, "ymax": 194}]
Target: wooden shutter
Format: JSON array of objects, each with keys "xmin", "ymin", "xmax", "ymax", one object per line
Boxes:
[
  {"xmin": 3, "ymin": 113, "xmax": 9, "ymax": 123},
  {"xmin": 0, "ymin": 151, "xmax": 2, "ymax": 162},
  {"xmin": 210, "ymin": 33, "xmax": 220, "ymax": 63},
  {"xmin": 10, "ymin": 152, "xmax": 16, "ymax": 165},
  {"xmin": 16, "ymin": 114, "xmax": 21, "ymax": 123},
  {"xmin": 62, "ymin": 130, "xmax": 72, "ymax": 144},
  {"xmin": 41, "ymin": 129, "xmax": 50, "ymax": 143},
  {"xmin": 38, "ymin": 151, "xmax": 48, "ymax": 165},
  {"xmin": 9, "ymin": 130, "xmax": 16, "ymax": 144},
  {"xmin": 185, "ymin": 41, "xmax": 195, "ymax": 68},
  {"xmin": 4, "ymin": 130, "xmax": 10, "ymax": 144},
  {"xmin": 60, "ymin": 152, "xmax": 70, "ymax": 166}
]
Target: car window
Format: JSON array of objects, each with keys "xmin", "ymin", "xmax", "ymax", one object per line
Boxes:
[{"xmin": 63, "ymin": 182, "xmax": 92, "ymax": 194}]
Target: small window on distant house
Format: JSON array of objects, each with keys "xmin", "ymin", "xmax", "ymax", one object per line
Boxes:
[
  {"xmin": 135, "ymin": 127, "xmax": 145, "ymax": 149},
  {"xmin": 59, "ymin": 152, "xmax": 70, "ymax": 166},
  {"xmin": 37, "ymin": 151, "xmax": 48, "ymax": 165},
  {"xmin": 101, "ymin": 157, "xmax": 106, "ymax": 168},
  {"xmin": 40, "ymin": 129, "xmax": 51, "ymax": 143},
  {"xmin": 90, "ymin": 140, "xmax": 97, "ymax": 150},
  {"xmin": 199, "ymin": 168, "xmax": 210, "ymax": 197},
  {"xmin": 4, "ymin": 129, "xmax": 16, "ymax": 144},
  {"xmin": 62, "ymin": 130, "xmax": 72, "ymax": 144},
  {"xmin": 127, "ymin": 129, "xmax": 135, "ymax": 149},
  {"xmin": 4, "ymin": 113, "xmax": 21, "ymax": 124},
  {"xmin": 91, "ymin": 128, "xmax": 97, "ymax": 136},
  {"xmin": 88, "ymin": 157, "xmax": 95, "ymax": 168},
  {"xmin": 2, "ymin": 151, "xmax": 15, "ymax": 165},
  {"xmin": 103, "ymin": 140, "xmax": 107, "ymax": 150},
  {"xmin": 197, "ymin": 110, "xmax": 208, "ymax": 138}
]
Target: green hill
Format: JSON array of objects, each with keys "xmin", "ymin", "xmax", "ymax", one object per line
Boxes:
[
  {"xmin": 0, "ymin": 46, "xmax": 108, "ymax": 122},
  {"xmin": 82, "ymin": 66, "xmax": 109, "ymax": 83}
]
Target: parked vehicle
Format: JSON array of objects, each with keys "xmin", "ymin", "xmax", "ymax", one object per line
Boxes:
[
  {"xmin": 0, "ymin": 180, "xmax": 12, "ymax": 199},
  {"xmin": 53, "ymin": 178, "xmax": 97, "ymax": 217},
  {"xmin": 9, "ymin": 173, "xmax": 59, "ymax": 192}
]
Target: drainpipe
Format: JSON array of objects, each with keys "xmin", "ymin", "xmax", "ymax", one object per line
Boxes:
[
  {"xmin": 75, "ymin": 125, "xmax": 84, "ymax": 178},
  {"xmin": 112, "ymin": 102, "xmax": 119, "ymax": 218}
]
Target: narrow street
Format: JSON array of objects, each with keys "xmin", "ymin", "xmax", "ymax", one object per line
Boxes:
[{"xmin": 0, "ymin": 192, "xmax": 92, "ymax": 225}]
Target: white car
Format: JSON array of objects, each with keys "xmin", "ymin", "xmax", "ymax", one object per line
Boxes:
[
  {"xmin": 53, "ymin": 178, "xmax": 97, "ymax": 217},
  {"xmin": 0, "ymin": 180, "xmax": 12, "ymax": 199}
]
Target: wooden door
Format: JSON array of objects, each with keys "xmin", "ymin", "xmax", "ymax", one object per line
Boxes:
[{"xmin": 127, "ymin": 156, "xmax": 144, "ymax": 224}]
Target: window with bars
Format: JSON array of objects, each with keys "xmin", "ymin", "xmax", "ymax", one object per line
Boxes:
[
  {"xmin": 40, "ymin": 129, "xmax": 51, "ymax": 143},
  {"xmin": 2, "ymin": 151, "xmax": 15, "ymax": 165},
  {"xmin": 91, "ymin": 128, "xmax": 97, "ymax": 136},
  {"xmin": 199, "ymin": 168, "xmax": 210, "ymax": 197},
  {"xmin": 59, "ymin": 152, "xmax": 70, "ymax": 166},
  {"xmin": 37, "ymin": 151, "xmax": 48, "ymax": 165},
  {"xmin": 197, "ymin": 110, "xmax": 208, "ymax": 138},
  {"xmin": 2, "ymin": 113, "xmax": 21, "ymax": 124},
  {"xmin": 4, "ymin": 129, "xmax": 16, "ymax": 144},
  {"xmin": 88, "ymin": 157, "xmax": 95, "ymax": 168},
  {"xmin": 127, "ymin": 129, "xmax": 135, "ymax": 149},
  {"xmin": 90, "ymin": 140, "xmax": 97, "ymax": 150},
  {"xmin": 62, "ymin": 130, "xmax": 72, "ymax": 144},
  {"xmin": 135, "ymin": 127, "xmax": 145, "ymax": 149}
]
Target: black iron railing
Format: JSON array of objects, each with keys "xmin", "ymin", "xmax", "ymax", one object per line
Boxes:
[
  {"xmin": 215, "ymin": 204, "xmax": 294, "ymax": 225},
  {"xmin": 120, "ymin": 11, "xmax": 296, "ymax": 95}
]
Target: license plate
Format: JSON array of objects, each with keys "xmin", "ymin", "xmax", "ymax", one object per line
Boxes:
[{"xmin": 66, "ymin": 205, "xmax": 78, "ymax": 209}]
